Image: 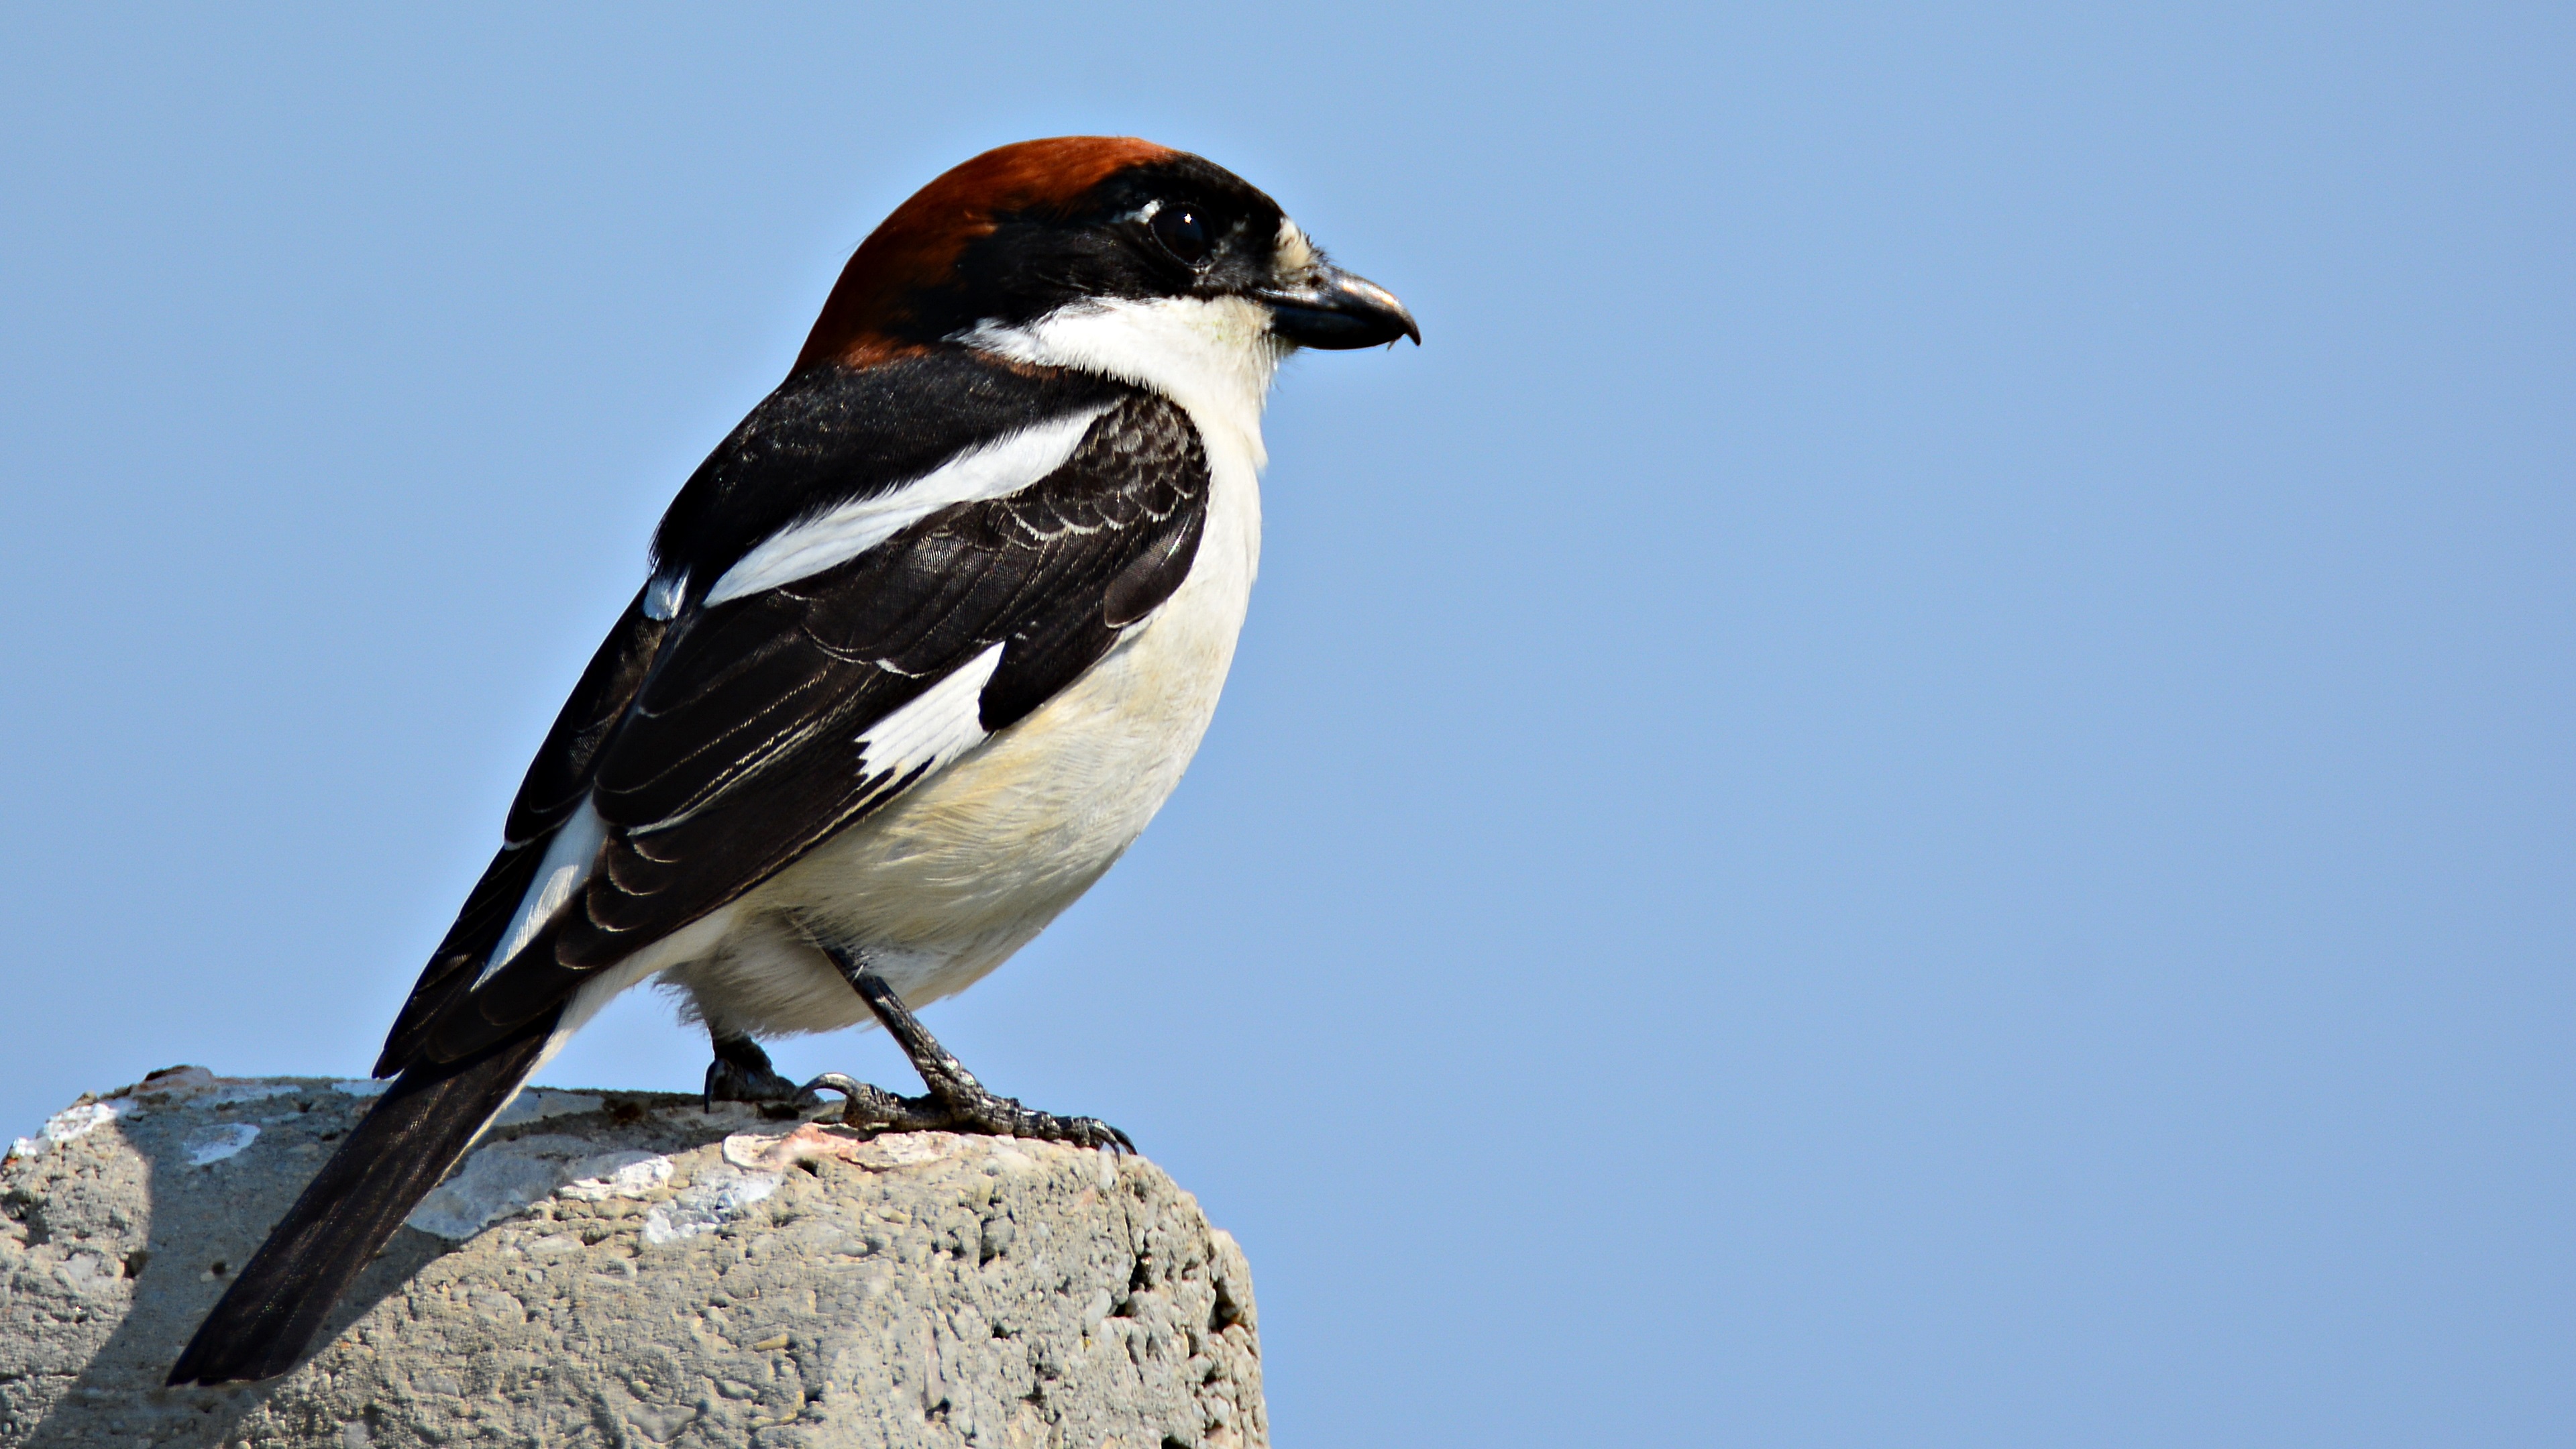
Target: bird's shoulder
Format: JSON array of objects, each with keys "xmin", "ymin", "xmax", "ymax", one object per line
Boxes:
[
  {"xmin": 648, "ymin": 350, "xmax": 1145, "ymax": 609},
  {"xmin": 376, "ymin": 357, "xmax": 1214, "ymax": 1073}
]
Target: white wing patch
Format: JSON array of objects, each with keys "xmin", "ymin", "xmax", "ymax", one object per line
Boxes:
[
  {"xmin": 857, "ymin": 642, "xmax": 1006, "ymax": 786},
  {"xmin": 704, "ymin": 407, "xmax": 1113, "ymax": 608},
  {"xmin": 478, "ymin": 798, "xmax": 608, "ymax": 987},
  {"xmin": 642, "ymin": 568, "xmax": 688, "ymax": 621}
]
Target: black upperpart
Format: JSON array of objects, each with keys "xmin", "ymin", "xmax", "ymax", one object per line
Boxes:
[{"xmin": 647, "ymin": 354, "xmax": 1132, "ymax": 592}]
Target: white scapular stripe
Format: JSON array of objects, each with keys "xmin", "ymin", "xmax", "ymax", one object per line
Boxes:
[
  {"xmin": 703, "ymin": 407, "xmax": 1112, "ymax": 608},
  {"xmin": 856, "ymin": 642, "xmax": 1007, "ymax": 784},
  {"xmin": 478, "ymin": 798, "xmax": 608, "ymax": 987}
]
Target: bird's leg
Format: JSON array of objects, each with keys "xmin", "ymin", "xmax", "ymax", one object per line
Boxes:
[
  {"xmin": 704, "ymin": 1032, "xmax": 802, "ymax": 1110},
  {"xmin": 794, "ymin": 945, "xmax": 1133, "ymax": 1152}
]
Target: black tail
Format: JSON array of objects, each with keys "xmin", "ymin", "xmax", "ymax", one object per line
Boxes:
[{"xmin": 166, "ymin": 1025, "xmax": 554, "ymax": 1385}]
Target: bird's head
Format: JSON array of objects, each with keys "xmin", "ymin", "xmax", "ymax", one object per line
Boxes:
[{"xmin": 792, "ymin": 137, "xmax": 1416, "ymax": 407}]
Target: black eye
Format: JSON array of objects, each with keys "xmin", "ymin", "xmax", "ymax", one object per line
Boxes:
[{"xmin": 1150, "ymin": 203, "xmax": 1212, "ymax": 266}]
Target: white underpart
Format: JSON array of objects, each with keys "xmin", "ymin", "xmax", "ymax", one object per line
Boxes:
[
  {"xmin": 525, "ymin": 289, "xmax": 1282, "ymax": 1062},
  {"xmin": 857, "ymin": 641, "xmax": 1006, "ymax": 781},
  {"xmin": 478, "ymin": 799, "xmax": 608, "ymax": 987},
  {"xmin": 704, "ymin": 405, "xmax": 1114, "ymax": 606}
]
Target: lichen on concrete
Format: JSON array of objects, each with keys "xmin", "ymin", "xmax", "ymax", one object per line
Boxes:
[{"xmin": 1, "ymin": 1071, "xmax": 1265, "ymax": 1448}]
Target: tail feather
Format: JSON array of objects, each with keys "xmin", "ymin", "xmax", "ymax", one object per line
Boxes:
[{"xmin": 166, "ymin": 1024, "xmax": 555, "ymax": 1386}]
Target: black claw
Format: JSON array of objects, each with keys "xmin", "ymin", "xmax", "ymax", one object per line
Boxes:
[
  {"xmin": 794, "ymin": 1071, "xmax": 1135, "ymax": 1151},
  {"xmin": 704, "ymin": 1034, "xmax": 800, "ymax": 1110},
  {"xmin": 787, "ymin": 943, "xmax": 1138, "ymax": 1151},
  {"xmin": 777, "ymin": 943, "xmax": 1143, "ymax": 1144}
]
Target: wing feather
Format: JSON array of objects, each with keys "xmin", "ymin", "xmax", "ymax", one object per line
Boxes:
[{"xmin": 388, "ymin": 387, "xmax": 1208, "ymax": 1071}]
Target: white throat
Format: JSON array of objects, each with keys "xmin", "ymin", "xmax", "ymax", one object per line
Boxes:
[{"xmin": 960, "ymin": 296, "xmax": 1283, "ymax": 472}]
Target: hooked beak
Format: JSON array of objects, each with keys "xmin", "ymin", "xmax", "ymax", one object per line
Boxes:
[{"xmin": 1256, "ymin": 262, "xmax": 1420, "ymax": 350}]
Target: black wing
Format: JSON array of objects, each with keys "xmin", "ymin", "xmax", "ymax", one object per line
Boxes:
[
  {"xmin": 379, "ymin": 382, "xmax": 1208, "ymax": 1074},
  {"xmin": 372, "ymin": 590, "xmax": 667, "ymax": 1075}
]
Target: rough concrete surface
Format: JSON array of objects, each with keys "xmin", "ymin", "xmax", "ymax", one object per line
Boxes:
[{"xmin": 1, "ymin": 1071, "xmax": 1265, "ymax": 1449}]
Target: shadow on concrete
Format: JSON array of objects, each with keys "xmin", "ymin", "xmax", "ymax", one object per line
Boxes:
[{"xmin": 11, "ymin": 1077, "xmax": 722, "ymax": 1449}]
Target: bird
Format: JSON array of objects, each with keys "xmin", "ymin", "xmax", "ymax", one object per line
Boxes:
[{"xmin": 166, "ymin": 136, "xmax": 1416, "ymax": 1387}]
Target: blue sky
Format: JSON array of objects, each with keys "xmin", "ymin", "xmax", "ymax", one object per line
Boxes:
[{"xmin": 3, "ymin": 5, "xmax": 2571, "ymax": 1444}]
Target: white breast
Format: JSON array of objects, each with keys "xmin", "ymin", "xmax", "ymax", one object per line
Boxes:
[{"xmin": 661, "ymin": 297, "xmax": 1281, "ymax": 1035}]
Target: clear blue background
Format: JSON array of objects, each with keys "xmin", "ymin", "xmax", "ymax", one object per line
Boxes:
[{"xmin": 4, "ymin": 5, "xmax": 2570, "ymax": 1444}]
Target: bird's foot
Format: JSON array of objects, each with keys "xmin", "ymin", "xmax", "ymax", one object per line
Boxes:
[
  {"xmin": 792, "ymin": 943, "xmax": 1133, "ymax": 1151},
  {"xmin": 704, "ymin": 1034, "xmax": 802, "ymax": 1114},
  {"xmin": 794, "ymin": 1071, "xmax": 1133, "ymax": 1151}
]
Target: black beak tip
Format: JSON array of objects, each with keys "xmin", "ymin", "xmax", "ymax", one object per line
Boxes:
[{"xmin": 1262, "ymin": 269, "xmax": 1420, "ymax": 351}]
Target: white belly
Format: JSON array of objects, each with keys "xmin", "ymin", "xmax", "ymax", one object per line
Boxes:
[{"xmin": 656, "ymin": 431, "xmax": 1263, "ymax": 1036}]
